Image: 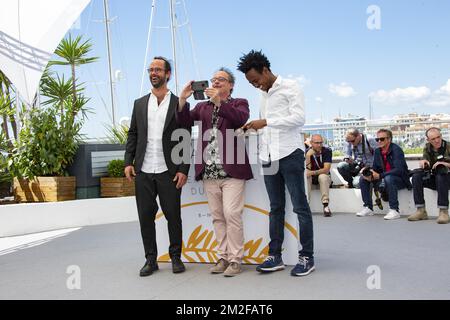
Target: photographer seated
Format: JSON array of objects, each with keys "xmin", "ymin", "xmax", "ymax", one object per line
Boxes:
[
  {"xmin": 356, "ymin": 129, "xmax": 412, "ymax": 220},
  {"xmin": 306, "ymin": 134, "xmax": 332, "ymax": 217},
  {"xmin": 337, "ymin": 128, "xmax": 377, "ymax": 188},
  {"xmin": 408, "ymin": 127, "xmax": 450, "ymax": 224}
]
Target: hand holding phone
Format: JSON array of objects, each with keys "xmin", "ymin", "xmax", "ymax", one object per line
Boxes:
[{"xmin": 191, "ymin": 80, "xmax": 209, "ymax": 100}]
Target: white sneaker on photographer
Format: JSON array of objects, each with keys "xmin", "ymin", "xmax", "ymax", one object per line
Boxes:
[
  {"xmin": 384, "ymin": 209, "xmax": 401, "ymax": 220},
  {"xmin": 356, "ymin": 207, "xmax": 374, "ymax": 217}
]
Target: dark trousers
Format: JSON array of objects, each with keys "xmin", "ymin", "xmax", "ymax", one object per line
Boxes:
[
  {"xmin": 412, "ymin": 172, "xmax": 450, "ymax": 209},
  {"xmin": 360, "ymin": 174, "xmax": 408, "ymax": 210},
  {"xmin": 135, "ymin": 170, "xmax": 182, "ymax": 262},
  {"xmin": 263, "ymin": 149, "xmax": 314, "ymax": 259},
  {"xmin": 337, "ymin": 161, "xmax": 361, "ymax": 188}
]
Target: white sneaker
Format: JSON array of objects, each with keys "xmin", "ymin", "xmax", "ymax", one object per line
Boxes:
[
  {"xmin": 384, "ymin": 209, "xmax": 401, "ymax": 220},
  {"xmin": 356, "ymin": 207, "xmax": 374, "ymax": 217}
]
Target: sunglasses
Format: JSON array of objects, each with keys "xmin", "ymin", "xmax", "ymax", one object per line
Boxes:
[{"xmin": 375, "ymin": 137, "xmax": 388, "ymax": 142}]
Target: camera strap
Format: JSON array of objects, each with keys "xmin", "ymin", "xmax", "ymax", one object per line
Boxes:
[
  {"xmin": 360, "ymin": 134, "xmax": 374, "ymax": 157},
  {"xmin": 352, "ymin": 134, "xmax": 371, "ymax": 160},
  {"xmin": 438, "ymin": 140, "xmax": 447, "ymax": 157}
]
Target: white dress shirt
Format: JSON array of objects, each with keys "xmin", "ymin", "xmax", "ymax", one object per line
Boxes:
[
  {"xmin": 141, "ymin": 91, "xmax": 171, "ymax": 173},
  {"xmin": 259, "ymin": 76, "xmax": 305, "ymax": 162}
]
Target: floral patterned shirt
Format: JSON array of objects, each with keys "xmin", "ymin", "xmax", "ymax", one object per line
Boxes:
[{"xmin": 203, "ymin": 101, "xmax": 230, "ymax": 180}]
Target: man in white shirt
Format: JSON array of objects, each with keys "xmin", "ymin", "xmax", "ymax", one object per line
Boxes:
[
  {"xmin": 124, "ymin": 57, "xmax": 190, "ymax": 277},
  {"xmin": 238, "ymin": 50, "xmax": 315, "ymax": 277}
]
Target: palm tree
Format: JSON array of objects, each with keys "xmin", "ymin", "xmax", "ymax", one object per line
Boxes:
[
  {"xmin": 40, "ymin": 69, "xmax": 72, "ymax": 117},
  {"xmin": 49, "ymin": 34, "xmax": 98, "ymax": 118},
  {"xmin": 0, "ymin": 70, "xmax": 17, "ymax": 145}
]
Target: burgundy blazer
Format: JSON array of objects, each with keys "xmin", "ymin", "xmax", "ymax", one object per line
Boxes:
[{"xmin": 176, "ymin": 98, "xmax": 253, "ymax": 181}]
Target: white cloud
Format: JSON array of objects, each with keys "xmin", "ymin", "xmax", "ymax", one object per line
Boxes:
[
  {"xmin": 287, "ymin": 74, "xmax": 310, "ymax": 88},
  {"xmin": 329, "ymin": 82, "xmax": 357, "ymax": 98},
  {"xmin": 370, "ymin": 86, "xmax": 431, "ymax": 104},
  {"xmin": 370, "ymin": 79, "xmax": 450, "ymax": 107},
  {"xmin": 315, "ymin": 97, "xmax": 323, "ymax": 103},
  {"xmin": 439, "ymin": 79, "xmax": 450, "ymax": 94},
  {"xmin": 427, "ymin": 79, "xmax": 450, "ymax": 107}
]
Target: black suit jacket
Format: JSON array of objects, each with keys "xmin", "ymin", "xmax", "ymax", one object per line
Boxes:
[{"xmin": 124, "ymin": 93, "xmax": 191, "ymax": 175}]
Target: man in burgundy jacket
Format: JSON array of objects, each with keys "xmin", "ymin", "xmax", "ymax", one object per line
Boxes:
[{"xmin": 176, "ymin": 67, "xmax": 253, "ymax": 277}]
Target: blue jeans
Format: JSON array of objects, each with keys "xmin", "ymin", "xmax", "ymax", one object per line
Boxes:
[
  {"xmin": 360, "ymin": 174, "xmax": 408, "ymax": 210},
  {"xmin": 263, "ymin": 149, "xmax": 314, "ymax": 258}
]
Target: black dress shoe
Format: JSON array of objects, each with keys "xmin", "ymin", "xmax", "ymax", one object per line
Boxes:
[
  {"xmin": 171, "ymin": 257, "xmax": 186, "ymax": 273},
  {"xmin": 139, "ymin": 261, "xmax": 159, "ymax": 277}
]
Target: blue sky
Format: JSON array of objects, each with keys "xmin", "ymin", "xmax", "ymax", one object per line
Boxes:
[{"xmin": 63, "ymin": 0, "xmax": 450, "ymax": 138}]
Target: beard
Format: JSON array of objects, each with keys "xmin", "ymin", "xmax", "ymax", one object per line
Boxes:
[{"xmin": 151, "ymin": 76, "xmax": 166, "ymax": 89}]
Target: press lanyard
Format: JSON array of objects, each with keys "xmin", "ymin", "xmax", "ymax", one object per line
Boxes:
[{"xmin": 313, "ymin": 154, "xmax": 322, "ymax": 169}]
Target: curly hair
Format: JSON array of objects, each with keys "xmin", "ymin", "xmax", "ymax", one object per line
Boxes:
[{"xmin": 237, "ymin": 50, "xmax": 271, "ymax": 74}]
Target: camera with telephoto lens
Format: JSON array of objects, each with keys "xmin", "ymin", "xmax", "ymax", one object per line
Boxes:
[
  {"xmin": 345, "ymin": 158, "xmax": 365, "ymax": 175},
  {"xmin": 433, "ymin": 155, "xmax": 450, "ymax": 175},
  {"xmin": 377, "ymin": 179, "xmax": 389, "ymax": 202},
  {"xmin": 409, "ymin": 162, "xmax": 432, "ymax": 181}
]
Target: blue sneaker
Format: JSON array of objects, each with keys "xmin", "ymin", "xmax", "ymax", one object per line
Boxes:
[
  {"xmin": 291, "ymin": 256, "xmax": 315, "ymax": 276},
  {"xmin": 256, "ymin": 255, "xmax": 285, "ymax": 273}
]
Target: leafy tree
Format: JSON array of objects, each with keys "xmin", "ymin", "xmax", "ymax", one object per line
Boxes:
[{"xmin": 48, "ymin": 34, "xmax": 98, "ymax": 120}]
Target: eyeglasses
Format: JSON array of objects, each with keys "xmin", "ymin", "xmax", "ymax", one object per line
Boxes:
[
  {"xmin": 147, "ymin": 67, "xmax": 165, "ymax": 74},
  {"xmin": 210, "ymin": 77, "xmax": 229, "ymax": 83},
  {"xmin": 375, "ymin": 137, "xmax": 388, "ymax": 142},
  {"xmin": 312, "ymin": 141, "xmax": 323, "ymax": 145},
  {"xmin": 346, "ymin": 139, "xmax": 356, "ymax": 143}
]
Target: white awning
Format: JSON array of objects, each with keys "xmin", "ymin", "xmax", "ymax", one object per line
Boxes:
[{"xmin": 0, "ymin": 0, "xmax": 91, "ymax": 105}]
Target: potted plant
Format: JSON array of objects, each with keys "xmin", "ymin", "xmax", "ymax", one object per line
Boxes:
[
  {"xmin": 100, "ymin": 159, "xmax": 135, "ymax": 197},
  {"xmin": 10, "ymin": 106, "xmax": 80, "ymax": 202},
  {"xmin": 6, "ymin": 34, "xmax": 98, "ymax": 202}
]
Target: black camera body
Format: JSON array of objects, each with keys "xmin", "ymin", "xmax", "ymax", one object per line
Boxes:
[
  {"xmin": 192, "ymin": 80, "xmax": 208, "ymax": 100},
  {"xmin": 433, "ymin": 155, "xmax": 450, "ymax": 175},
  {"xmin": 349, "ymin": 159, "xmax": 365, "ymax": 175},
  {"xmin": 409, "ymin": 164, "xmax": 432, "ymax": 182}
]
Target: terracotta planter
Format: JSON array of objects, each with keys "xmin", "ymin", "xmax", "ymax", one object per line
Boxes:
[
  {"xmin": 14, "ymin": 177, "xmax": 76, "ymax": 202},
  {"xmin": 100, "ymin": 177, "xmax": 135, "ymax": 197}
]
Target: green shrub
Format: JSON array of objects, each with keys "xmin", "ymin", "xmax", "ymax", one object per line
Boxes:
[
  {"xmin": 404, "ymin": 147, "xmax": 423, "ymax": 155},
  {"xmin": 0, "ymin": 152, "xmax": 11, "ymax": 184},
  {"xmin": 107, "ymin": 159, "xmax": 125, "ymax": 177},
  {"xmin": 8, "ymin": 107, "xmax": 81, "ymax": 179},
  {"xmin": 332, "ymin": 150, "xmax": 344, "ymax": 157},
  {"xmin": 105, "ymin": 124, "xmax": 129, "ymax": 144}
]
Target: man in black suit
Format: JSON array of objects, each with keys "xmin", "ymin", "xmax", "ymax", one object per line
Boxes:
[{"xmin": 124, "ymin": 56, "xmax": 190, "ymax": 276}]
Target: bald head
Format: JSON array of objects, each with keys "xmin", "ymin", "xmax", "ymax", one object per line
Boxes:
[
  {"xmin": 426, "ymin": 127, "xmax": 443, "ymax": 150},
  {"xmin": 426, "ymin": 127, "xmax": 441, "ymax": 139},
  {"xmin": 311, "ymin": 134, "xmax": 324, "ymax": 152}
]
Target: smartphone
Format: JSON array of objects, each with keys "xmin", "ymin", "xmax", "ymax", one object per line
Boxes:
[{"xmin": 191, "ymin": 80, "xmax": 209, "ymax": 100}]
